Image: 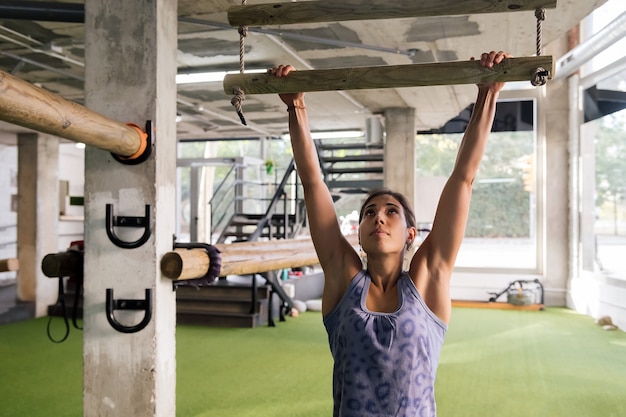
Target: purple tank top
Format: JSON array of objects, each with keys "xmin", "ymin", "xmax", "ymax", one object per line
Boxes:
[{"xmin": 323, "ymin": 270, "xmax": 447, "ymax": 417}]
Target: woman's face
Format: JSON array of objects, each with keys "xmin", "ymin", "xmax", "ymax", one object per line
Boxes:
[{"xmin": 358, "ymin": 194, "xmax": 414, "ymax": 256}]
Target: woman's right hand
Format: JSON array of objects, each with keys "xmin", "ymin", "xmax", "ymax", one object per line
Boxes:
[{"xmin": 268, "ymin": 64, "xmax": 305, "ymax": 107}]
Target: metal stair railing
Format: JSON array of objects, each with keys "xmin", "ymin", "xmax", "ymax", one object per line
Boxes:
[{"xmin": 247, "ymin": 158, "xmax": 302, "ymax": 242}]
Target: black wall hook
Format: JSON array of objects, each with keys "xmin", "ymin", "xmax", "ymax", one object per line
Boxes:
[
  {"xmin": 105, "ymin": 204, "xmax": 151, "ymax": 249},
  {"xmin": 105, "ymin": 288, "xmax": 153, "ymax": 333}
]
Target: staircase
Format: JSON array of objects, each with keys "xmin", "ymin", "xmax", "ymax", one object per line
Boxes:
[
  {"xmin": 0, "ymin": 280, "xmax": 35, "ymax": 325},
  {"xmin": 176, "ymin": 273, "xmax": 289, "ymax": 328},
  {"xmin": 177, "ymin": 140, "xmax": 385, "ymax": 328},
  {"xmin": 315, "ymin": 139, "xmax": 384, "ymax": 194},
  {"xmin": 212, "ymin": 159, "xmax": 306, "ymax": 244}
]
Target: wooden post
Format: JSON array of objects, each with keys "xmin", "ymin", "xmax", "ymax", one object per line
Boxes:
[
  {"xmin": 0, "ymin": 69, "xmax": 144, "ymax": 157},
  {"xmin": 228, "ymin": 0, "xmax": 557, "ymax": 27},
  {"xmin": 224, "ymin": 57, "xmax": 554, "ymax": 95}
]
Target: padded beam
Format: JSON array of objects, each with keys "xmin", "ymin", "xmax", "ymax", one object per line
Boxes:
[
  {"xmin": 224, "ymin": 56, "xmax": 554, "ymax": 95},
  {"xmin": 161, "ymin": 235, "xmax": 359, "ymax": 280},
  {"xmin": 228, "ymin": 0, "xmax": 557, "ymax": 27}
]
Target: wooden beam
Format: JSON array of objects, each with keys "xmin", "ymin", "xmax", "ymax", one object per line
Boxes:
[
  {"xmin": 0, "ymin": 257, "xmax": 18, "ymax": 273},
  {"xmin": 228, "ymin": 0, "xmax": 557, "ymax": 27},
  {"xmin": 0, "ymin": 70, "xmax": 144, "ymax": 157},
  {"xmin": 161, "ymin": 246, "xmax": 321, "ymax": 280},
  {"xmin": 224, "ymin": 56, "xmax": 554, "ymax": 95},
  {"xmin": 161, "ymin": 235, "xmax": 359, "ymax": 280}
]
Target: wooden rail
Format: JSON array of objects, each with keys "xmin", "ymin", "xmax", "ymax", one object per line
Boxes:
[
  {"xmin": 0, "ymin": 69, "xmax": 145, "ymax": 157},
  {"xmin": 224, "ymin": 56, "xmax": 554, "ymax": 94},
  {"xmin": 0, "ymin": 257, "xmax": 18, "ymax": 273},
  {"xmin": 161, "ymin": 235, "xmax": 359, "ymax": 281},
  {"xmin": 228, "ymin": 0, "xmax": 557, "ymax": 27}
]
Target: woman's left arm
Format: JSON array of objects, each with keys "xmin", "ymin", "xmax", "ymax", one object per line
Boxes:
[{"xmin": 410, "ymin": 51, "xmax": 510, "ymax": 323}]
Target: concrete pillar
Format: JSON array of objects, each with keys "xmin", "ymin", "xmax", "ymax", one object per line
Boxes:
[
  {"xmin": 542, "ymin": 37, "xmax": 571, "ymax": 306},
  {"xmin": 83, "ymin": 1, "xmax": 177, "ymax": 416},
  {"xmin": 383, "ymin": 108, "xmax": 416, "ymax": 204},
  {"xmin": 16, "ymin": 133, "xmax": 59, "ymax": 316}
]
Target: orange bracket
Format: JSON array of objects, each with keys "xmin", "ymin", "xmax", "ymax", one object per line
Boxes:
[{"xmin": 111, "ymin": 120, "xmax": 153, "ymax": 165}]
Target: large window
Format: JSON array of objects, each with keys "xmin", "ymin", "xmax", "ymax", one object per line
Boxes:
[
  {"xmin": 590, "ymin": 110, "xmax": 626, "ymax": 279},
  {"xmin": 416, "ymin": 99, "xmax": 539, "ymax": 270},
  {"xmin": 578, "ymin": 0, "xmax": 626, "ymax": 280}
]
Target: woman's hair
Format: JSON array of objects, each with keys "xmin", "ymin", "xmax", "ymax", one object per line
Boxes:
[{"xmin": 358, "ymin": 188, "xmax": 417, "ymax": 229}]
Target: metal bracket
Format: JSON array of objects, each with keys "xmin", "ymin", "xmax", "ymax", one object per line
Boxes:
[
  {"xmin": 105, "ymin": 204, "xmax": 151, "ymax": 249},
  {"xmin": 105, "ymin": 288, "xmax": 153, "ymax": 333},
  {"xmin": 111, "ymin": 120, "xmax": 153, "ymax": 165},
  {"xmin": 171, "ymin": 237, "xmax": 222, "ymax": 288}
]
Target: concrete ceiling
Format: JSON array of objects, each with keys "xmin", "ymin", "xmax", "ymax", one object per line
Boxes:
[{"xmin": 0, "ymin": 0, "xmax": 609, "ymax": 145}]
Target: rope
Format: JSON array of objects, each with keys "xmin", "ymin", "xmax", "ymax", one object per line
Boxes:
[
  {"xmin": 535, "ymin": 8, "xmax": 545, "ymax": 57},
  {"xmin": 232, "ymin": 0, "xmax": 248, "ymax": 125},
  {"xmin": 531, "ymin": 8, "xmax": 548, "ymax": 86}
]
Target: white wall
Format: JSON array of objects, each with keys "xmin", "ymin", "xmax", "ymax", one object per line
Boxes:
[
  {"xmin": 0, "ymin": 139, "xmax": 17, "ymax": 282},
  {"xmin": 569, "ymin": 272, "xmax": 626, "ymax": 330},
  {"xmin": 57, "ymin": 143, "xmax": 85, "ymax": 251}
]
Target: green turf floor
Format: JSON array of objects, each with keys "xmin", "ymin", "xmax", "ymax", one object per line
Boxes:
[{"xmin": 0, "ymin": 308, "xmax": 625, "ymax": 417}]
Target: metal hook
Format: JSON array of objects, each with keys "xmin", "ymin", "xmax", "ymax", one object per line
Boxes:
[
  {"xmin": 105, "ymin": 204, "xmax": 151, "ymax": 249},
  {"xmin": 105, "ymin": 288, "xmax": 153, "ymax": 333}
]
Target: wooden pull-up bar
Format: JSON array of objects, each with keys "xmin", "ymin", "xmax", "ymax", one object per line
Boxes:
[
  {"xmin": 0, "ymin": 69, "xmax": 145, "ymax": 157},
  {"xmin": 0, "ymin": 257, "xmax": 18, "ymax": 273},
  {"xmin": 224, "ymin": 56, "xmax": 553, "ymax": 95},
  {"xmin": 161, "ymin": 236, "xmax": 359, "ymax": 281},
  {"xmin": 228, "ymin": 0, "xmax": 557, "ymax": 27}
]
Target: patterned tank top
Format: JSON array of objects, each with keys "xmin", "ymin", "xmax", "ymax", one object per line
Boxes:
[{"xmin": 323, "ymin": 270, "xmax": 447, "ymax": 417}]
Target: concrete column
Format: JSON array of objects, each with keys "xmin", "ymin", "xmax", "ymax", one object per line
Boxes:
[
  {"xmin": 83, "ymin": 1, "xmax": 177, "ymax": 416},
  {"xmin": 383, "ymin": 108, "xmax": 416, "ymax": 204},
  {"xmin": 16, "ymin": 133, "xmax": 59, "ymax": 316},
  {"xmin": 542, "ymin": 37, "xmax": 571, "ymax": 306}
]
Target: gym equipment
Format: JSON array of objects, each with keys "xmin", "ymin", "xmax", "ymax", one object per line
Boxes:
[
  {"xmin": 489, "ymin": 279, "xmax": 545, "ymax": 309},
  {"xmin": 225, "ymin": 1, "xmax": 554, "ymax": 122}
]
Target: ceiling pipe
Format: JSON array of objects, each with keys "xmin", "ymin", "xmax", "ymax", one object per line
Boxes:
[
  {"xmin": 555, "ymin": 10, "xmax": 626, "ymax": 80},
  {"xmin": 0, "ymin": 1, "xmax": 84, "ymax": 23}
]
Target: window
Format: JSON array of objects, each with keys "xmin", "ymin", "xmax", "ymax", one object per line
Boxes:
[{"xmin": 416, "ymin": 99, "xmax": 539, "ymax": 270}]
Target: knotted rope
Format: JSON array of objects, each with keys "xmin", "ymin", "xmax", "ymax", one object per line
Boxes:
[
  {"xmin": 531, "ymin": 7, "xmax": 548, "ymax": 86},
  {"xmin": 231, "ymin": 0, "xmax": 248, "ymax": 125}
]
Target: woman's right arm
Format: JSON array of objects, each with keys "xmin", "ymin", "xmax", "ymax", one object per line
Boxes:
[{"xmin": 270, "ymin": 65, "xmax": 362, "ymax": 314}]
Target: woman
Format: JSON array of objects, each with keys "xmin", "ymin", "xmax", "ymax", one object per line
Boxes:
[{"xmin": 270, "ymin": 51, "xmax": 510, "ymax": 417}]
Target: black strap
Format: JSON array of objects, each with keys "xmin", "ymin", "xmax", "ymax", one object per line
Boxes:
[
  {"xmin": 46, "ymin": 274, "xmax": 83, "ymax": 343},
  {"xmin": 47, "ymin": 277, "xmax": 70, "ymax": 343}
]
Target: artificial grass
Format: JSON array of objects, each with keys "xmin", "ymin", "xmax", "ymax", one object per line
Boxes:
[
  {"xmin": 176, "ymin": 313, "xmax": 332, "ymax": 417},
  {"xmin": 437, "ymin": 308, "xmax": 626, "ymax": 417},
  {"xmin": 0, "ymin": 308, "xmax": 625, "ymax": 417}
]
